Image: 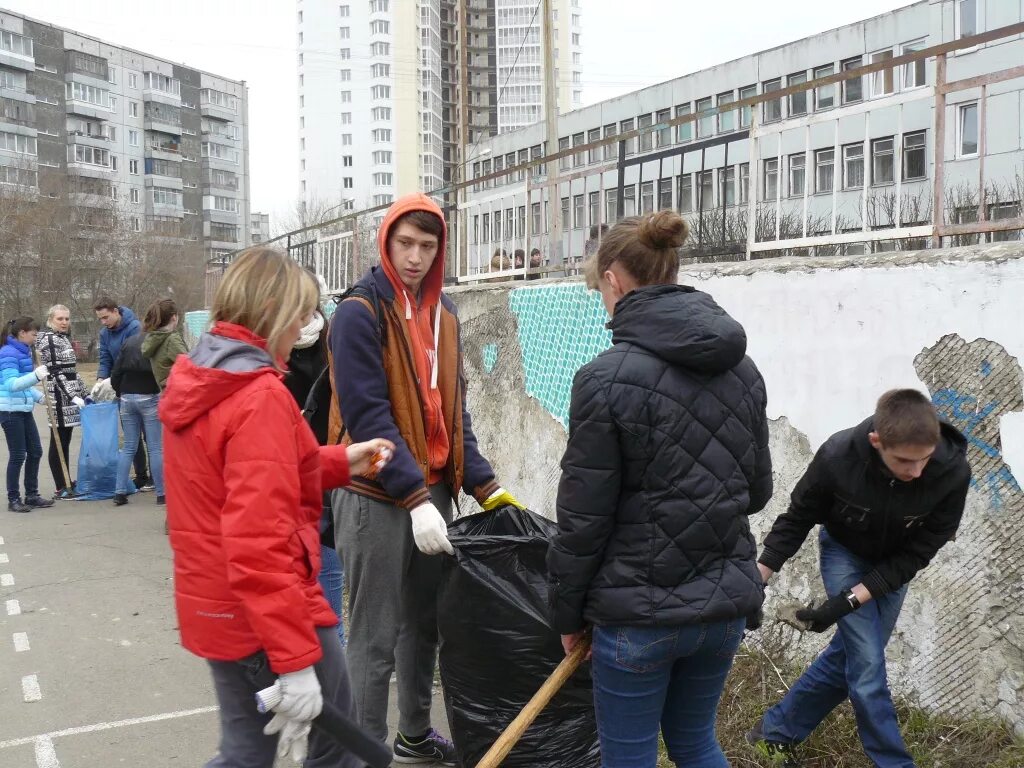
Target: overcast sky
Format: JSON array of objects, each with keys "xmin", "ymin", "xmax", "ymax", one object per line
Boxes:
[{"xmin": 7, "ymin": 0, "xmax": 913, "ymax": 226}]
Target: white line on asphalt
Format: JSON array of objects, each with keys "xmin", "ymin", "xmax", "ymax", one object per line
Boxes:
[
  {"xmin": 1, "ymin": 573, "xmax": 13, "ymax": 586},
  {"xmin": 6, "ymin": 598, "xmax": 20, "ymax": 615},
  {"xmin": 13, "ymin": 632, "xmax": 30, "ymax": 652},
  {"xmin": 33, "ymin": 736, "xmax": 59, "ymax": 768},
  {"xmin": 22, "ymin": 674, "xmax": 41, "ymax": 702},
  {"xmin": 0, "ymin": 706, "xmax": 220, "ymax": 749},
  {"xmin": 0, "ymin": 553, "xmax": 8, "ymax": 563}
]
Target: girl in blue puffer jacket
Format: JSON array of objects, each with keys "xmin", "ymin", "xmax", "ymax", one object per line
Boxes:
[{"xmin": 0, "ymin": 317, "xmax": 55, "ymax": 513}]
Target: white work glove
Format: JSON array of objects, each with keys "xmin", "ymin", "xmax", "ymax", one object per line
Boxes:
[
  {"xmin": 34, "ymin": 365, "xmax": 49, "ymax": 381},
  {"xmin": 410, "ymin": 502, "xmax": 454, "ymax": 555},
  {"xmin": 90, "ymin": 378, "xmax": 115, "ymax": 402},
  {"xmin": 273, "ymin": 666, "xmax": 322, "ymax": 722},
  {"xmin": 264, "ymin": 715, "xmax": 312, "ymax": 763},
  {"xmin": 72, "ymin": 396, "xmax": 86, "ymax": 408}
]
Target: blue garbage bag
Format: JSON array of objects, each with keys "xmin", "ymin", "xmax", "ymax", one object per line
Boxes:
[{"xmin": 76, "ymin": 402, "xmax": 133, "ymax": 500}]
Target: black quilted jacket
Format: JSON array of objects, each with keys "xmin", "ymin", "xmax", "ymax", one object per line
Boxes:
[{"xmin": 548, "ymin": 285, "xmax": 772, "ymax": 633}]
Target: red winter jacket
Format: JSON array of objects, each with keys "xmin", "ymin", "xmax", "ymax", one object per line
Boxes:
[{"xmin": 159, "ymin": 322, "xmax": 350, "ymax": 673}]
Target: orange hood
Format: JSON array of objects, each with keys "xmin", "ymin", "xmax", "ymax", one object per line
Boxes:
[{"xmin": 378, "ymin": 192, "xmax": 447, "ymax": 310}]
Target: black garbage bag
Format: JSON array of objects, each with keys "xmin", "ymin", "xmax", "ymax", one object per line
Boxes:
[{"xmin": 437, "ymin": 506, "xmax": 601, "ymax": 768}]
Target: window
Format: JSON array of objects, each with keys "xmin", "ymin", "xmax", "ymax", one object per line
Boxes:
[
  {"xmin": 370, "ymin": 0, "xmax": 389, "ymax": 11},
  {"xmin": 372, "ymin": 150, "xmax": 392, "ymax": 164},
  {"xmin": 340, "ymin": 48, "xmax": 351, "ymax": 60},
  {"xmin": 342, "ymin": 134, "xmax": 352, "ymax": 145},
  {"xmin": 603, "ymin": 123, "xmax": 618, "ymax": 160},
  {"xmin": 339, "ymin": 4, "xmax": 350, "ymax": 16},
  {"xmin": 696, "ymin": 97, "xmax": 713, "ymax": 137},
  {"xmin": 67, "ymin": 144, "xmax": 109, "ymax": 167},
  {"xmin": 108, "ymin": 66, "xmax": 117, "ymax": 85},
  {"xmin": 739, "ymin": 85, "xmax": 756, "ymax": 129},
  {"xmin": 372, "ymin": 106, "xmax": 392, "ymax": 120},
  {"xmin": 990, "ymin": 202, "xmax": 1021, "ymax": 242},
  {"xmin": 558, "ymin": 136, "xmax": 570, "ymax": 170},
  {"xmin": 604, "ymin": 189, "xmax": 619, "ymax": 223},
  {"xmin": 842, "ymin": 57, "xmax": 863, "ymax": 104},
  {"xmin": 638, "ymin": 114, "xmax": 653, "ymax": 152},
  {"xmin": 640, "ymin": 181, "xmax": 655, "ymax": 214},
  {"xmin": 588, "ymin": 191, "xmax": 600, "ymax": 227},
  {"xmin": 814, "ymin": 64, "xmax": 835, "ymax": 110},
  {"xmin": 372, "ymin": 128, "xmax": 392, "ymax": 142},
  {"xmin": 129, "ymin": 159, "xmax": 139, "ymax": 175},
  {"xmin": 66, "ymin": 81, "xmax": 110, "ymax": 109},
  {"xmin": 698, "ymin": 172, "xmax": 713, "ymax": 210},
  {"xmin": 200, "ymin": 88, "xmax": 238, "ymax": 112},
  {"xmin": 152, "ymin": 187, "xmax": 182, "ymax": 207},
  {"xmin": 370, "ymin": 20, "xmax": 389, "ymax": 34},
  {"xmin": 620, "ymin": 118, "xmax": 635, "ymax": 155},
  {"xmin": 572, "ymin": 33, "xmax": 580, "ymax": 45},
  {"xmin": 340, "ymin": 155, "xmax": 352, "ymax": 168},
  {"xmin": 815, "ymin": 148, "xmax": 834, "ymax": 193},
  {"xmin": 144, "ymin": 72, "xmax": 180, "ymax": 96},
  {"xmin": 573, "ymin": 194, "xmax": 585, "ymax": 228},
  {"xmin": 340, "ymin": 26, "xmax": 351, "ymax": 39},
  {"xmin": 843, "ymin": 144, "xmax": 864, "ymax": 189},
  {"xmin": 340, "ymin": 70, "xmax": 351, "ymax": 82},
  {"xmin": 572, "ymin": 132, "xmax": 585, "ymax": 166},
  {"xmin": 869, "ymin": 50, "xmax": 894, "ymax": 98},
  {"xmin": 739, "ymin": 163, "xmax": 750, "ymax": 204},
  {"xmin": 371, "ymin": 63, "xmax": 390, "ymax": 78},
  {"xmin": 958, "ymin": 103, "xmax": 978, "ymax": 157},
  {"xmin": 764, "ymin": 159, "xmax": 779, "ymax": 199},
  {"xmin": 341, "ymin": 90, "xmax": 351, "ymax": 103},
  {"xmin": 561, "ymin": 197, "xmax": 570, "ymax": 230},
  {"xmin": 678, "ymin": 173, "xmax": 693, "ymax": 213},
  {"xmin": 128, "ymin": 130, "xmax": 139, "ymax": 147},
  {"xmin": 788, "ymin": 154, "xmax": 806, "ymax": 197},
  {"xmin": 373, "ymin": 172, "xmax": 393, "ymax": 186},
  {"xmin": 902, "ymin": 40, "xmax": 926, "ymax": 89},
  {"xmin": 675, "ymin": 104, "xmax": 692, "ymax": 142},
  {"xmin": 623, "ymin": 185, "xmax": 636, "ymax": 217},
  {"xmin": 130, "ymin": 188, "xmax": 140, "ymax": 203},
  {"xmin": 788, "ymin": 72, "xmax": 808, "ymax": 116},
  {"xmin": 655, "ymin": 109, "xmax": 672, "ymax": 148},
  {"xmin": 658, "ymin": 178, "xmax": 672, "ymax": 211},
  {"xmin": 531, "ymin": 202, "xmax": 543, "ymax": 235},
  {"xmin": 587, "ymin": 128, "xmax": 601, "ymax": 164},
  {"xmin": 0, "ymin": 30, "xmax": 32, "ymax": 57},
  {"xmin": 903, "ymin": 131, "xmax": 926, "ymax": 180},
  {"xmin": 128, "ymin": 72, "xmax": 138, "ymax": 89},
  {"xmin": 341, "ymin": 112, "xmax": 352, "ymax": 124},
  {"xmin": 0, "ymin": 131, "xmax": 36, "ymax": 154},
  {"xmin": 956, "ymin": 0, "xmax": 977, "ymax": 39},
  {"xmin": 872, "ymin": 137, "xmax": 895, "ymax": 184},
  {"xmin": 717, "ymin": 92, "xmax": 735, "ymax": 132},
  {"xmin": 719, "ymin": 167, "xmax": 736, "ymax": 207},
  {"xmin": 371, "ymin": 42, "xmax": 390, "ymax": 56},
  {"xmin": 763, "ymin": 79, "xmax": 782, "ymax": 122},
  {"xmin": 371, "ymin": 85, "xmax": 390, "ymax": 100}
]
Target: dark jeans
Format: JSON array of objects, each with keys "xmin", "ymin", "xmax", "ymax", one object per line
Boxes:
[
  {"xmin": 132, "ymin": 429, "xmax": 150, "ymax": 485},
  {"xmin": 760, "ymin": 530, "xmax": 913, "ymax": 768},
  {"xmin": 48, "ymin": 425, "xmax": 74, "ymax": 491},
  {"xmin": 591, "ymin": 618, "xmax": 745, "ymax": 767},
  {"xmin": 1, "ymin": 411, "xmax": 42, "ymax": 502},
  {"xmin": 205, "ymin": 625, "xmax": 360, "ymax": 768}
]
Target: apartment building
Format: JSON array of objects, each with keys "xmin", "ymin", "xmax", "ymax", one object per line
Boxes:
[
  {"xmin": 250, "ymin": 211, "xmax": 270, "ymax": 243},
  {"xmin": 297, "ymin": 0, "xmax": 580, "ymax": 212},
  {"xmin": 0, "ymin": 9, "xmax": 251, "ymax": 261},
  {"xmin": 461, "ymin": 0, "xmax": 1022, "ymax": 274}
]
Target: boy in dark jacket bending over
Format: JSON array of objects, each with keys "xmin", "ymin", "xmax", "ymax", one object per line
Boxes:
[{"xmin": 749, "ymin": 389, "xmax": 971, "ymax": 768}]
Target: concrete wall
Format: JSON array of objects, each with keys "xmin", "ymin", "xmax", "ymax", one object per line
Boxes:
[{"xmin": 449, "ymin": 242, "xmax": 1024, "ymax": 733}]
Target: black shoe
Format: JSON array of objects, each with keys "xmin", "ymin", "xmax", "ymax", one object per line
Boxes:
[
  {"xmin": 8, "ymin": 498, "xmax": 31, "ymax": 513},
  {"xmin": 746, "ymin": 721, "xmax": 800, "ymax": 767},
  {"xmin": 113, "ymin": 493, "xmax": 129, "ymax": 506},
  {"xmin": 135, "ymin": 479, "xmax": 155, "ymax": 492},
  {"xmin": 24, "ymin": 495, "xmax": 54, "ymax": 508},
  {"xmin": 156, "ymin": 495, "xmax": 165, "ymax": 505},
  {"xmin": 393, "ymin": 729, "xmax": 457, "ymax": 765}
]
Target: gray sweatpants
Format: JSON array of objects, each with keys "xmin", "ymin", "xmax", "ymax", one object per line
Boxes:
[
  {"xmin": 205, "ymin": 625, "xmax": 360, "ymax": 768},
  {"xmin": 332, "ymin": 484, "xmax": 453, "ymax": 742}
]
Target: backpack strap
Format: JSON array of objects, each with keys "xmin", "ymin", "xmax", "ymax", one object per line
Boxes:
[{"xmin": 302, "ymin": 281, "xmax": 387, "ymax": 443}]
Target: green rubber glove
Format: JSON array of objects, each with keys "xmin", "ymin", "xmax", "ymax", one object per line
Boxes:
[{"xmin": 481, "ymin": 487, "xmax": 524, "ymax": 512}]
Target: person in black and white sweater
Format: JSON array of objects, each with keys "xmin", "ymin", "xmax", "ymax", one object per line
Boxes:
[{"xmin": 35, "ymin": 305, "xmax": 87, "ymax": 499}]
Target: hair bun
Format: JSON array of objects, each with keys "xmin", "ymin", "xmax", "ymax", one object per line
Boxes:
[{"xmin": 637, "ymin": 210, "xmax": 689, "ymax": 250}]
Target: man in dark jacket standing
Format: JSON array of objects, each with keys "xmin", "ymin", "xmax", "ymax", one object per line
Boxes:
[
  {"xmin": 749, "ymin": 389, "xmax": 971, "ymax": 768},
  {"xmin": 328, "ymin": 193, "xmax": 518, "ymax": 763},
  {"xmin": 94, "ymin": 298, "xmax": 150, "ymax": 489}
]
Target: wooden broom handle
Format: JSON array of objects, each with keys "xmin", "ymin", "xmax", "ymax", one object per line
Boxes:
[{"xmin": 474, "ymin": 634, "xmax": 592, "ymax": 768}]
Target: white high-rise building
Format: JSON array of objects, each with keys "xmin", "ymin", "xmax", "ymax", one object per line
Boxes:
[{"xmin": 297, "ymin": 0, "xmax": 582, "ymax": 211}]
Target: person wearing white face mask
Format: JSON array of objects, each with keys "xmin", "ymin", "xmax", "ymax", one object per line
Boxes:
[{"xmin": 35, "ymin": 304, "xmax": 87, "ymax": 499}]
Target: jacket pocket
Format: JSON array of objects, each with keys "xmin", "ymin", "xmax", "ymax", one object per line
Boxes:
[
  {"xmin": 830, "ymin": 496, "xmax": 871, "ymax": 533},
  {"xmin": 293, "ymin": 526, "xmax": 321, "ymax": 583}
]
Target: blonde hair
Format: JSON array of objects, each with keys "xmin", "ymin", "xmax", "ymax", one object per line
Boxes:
[
  {"xmin": 212, "ymin": 247, "xmax": 319, "ymax": 365},
  {"xmin": 47, "ymin": 304, "xmax": 70, "ymax": 322}
]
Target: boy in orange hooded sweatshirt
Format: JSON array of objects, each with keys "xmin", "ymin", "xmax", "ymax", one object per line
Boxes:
[{"xmin": 328, "ymin": 193, "xmax": 520, "ymax": 763}]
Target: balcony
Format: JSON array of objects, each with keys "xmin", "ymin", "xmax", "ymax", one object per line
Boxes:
[
  {"xmin": 68, "ymin": 130, "xmax": 113, "ymax": 150},
  {"xmin": 145, "ymin": 139, "xmax": 183, "ymax": 163},
  {"xmin": 144, "ymin": 116, "xmax": 182, "ymax": 136},
  {"xmin": 143, "ymin": 73, "xmax": 182, "ymax": 107},
  {"xmin": 66, "ymin": 161, "xmax": 114, "ymax": 179},
  {"xmin": 65, "ymin": 95, "xmax": 111, "ymax": 121},
  {"xmin": 0, "ymin": 83, "xmax": 34, "ymax": 104},
  {"xmin": 0, "ymin": 32, "xmax": 35, "ymax": 72}
]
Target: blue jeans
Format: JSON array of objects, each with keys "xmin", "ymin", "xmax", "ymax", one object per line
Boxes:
[
  {"xmin": 591, "ymin": 618, "xmax": 745, "ymax": 767},
  {"xmin": 761, "ymin": 529, "xmax": 913, "ymax": 768},
  {"xmin": 1, "ymin": 411, "xmax": 42, "ymax": 502},
  {"xmin": 318, "ymin": 545, "xmax": 346, "ymax": 647},
  {"xmin": 116, "ymin": 395, "xmax": 164, "ymax": 496}
]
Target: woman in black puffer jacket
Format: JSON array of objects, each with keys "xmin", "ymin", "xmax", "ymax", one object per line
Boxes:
[{"xmin": 548, "ymin": 210, "xmax": 772, "ymax": 768}]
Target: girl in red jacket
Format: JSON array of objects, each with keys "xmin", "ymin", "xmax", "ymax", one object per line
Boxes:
[{"xmin": 159, "ymin": 247, "xmax": 393, "ymax": 767}]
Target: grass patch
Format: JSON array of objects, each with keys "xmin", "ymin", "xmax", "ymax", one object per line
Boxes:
[{"xmin": 655, "ymin": 636, "xmax": 1024, "ymax": 767}]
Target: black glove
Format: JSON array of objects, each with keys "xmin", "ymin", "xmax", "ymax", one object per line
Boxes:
[
  {"xmin": 745, "ymin": 606, "xmax": 764, "ymax": 632},
  {"xmin": 794, "ymin": 594, "xmax": 856, "ymax": 633}
]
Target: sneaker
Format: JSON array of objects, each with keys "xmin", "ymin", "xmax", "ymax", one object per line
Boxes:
[
  {"xmin": 113, "ymin": 493, "xmax": 129, "ymax": 507},
  {"xmin": 54, "ymin": 488, "xmax": 80, "ymax": 501},
  {"xmin": 8, "ymin": 498, "xmax": 31, "ymax": 513},
  {"xmin": 24, "ymin": 495, "xmax": 54, "ymax": 509},
  {"xmin": 393, "ymin": 729, "xmax": 457, "ymax": 765},
  {"xmin": 746, "ymin": 721, "xmax": 799, "ymax": 767},
  {"xmin": 135, "ymin": 481, "xmax": 155, "ymax": 493}
]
